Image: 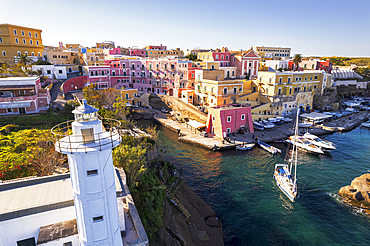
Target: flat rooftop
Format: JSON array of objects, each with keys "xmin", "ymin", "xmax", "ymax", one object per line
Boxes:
[{"xmin": 0, "ymin": 174, "xmax": 73, "ymax": 221}]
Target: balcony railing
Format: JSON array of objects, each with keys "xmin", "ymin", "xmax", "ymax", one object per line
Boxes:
[{"xmin": 51, "ymin": 118, "xmax": 121, "ymax": 154}]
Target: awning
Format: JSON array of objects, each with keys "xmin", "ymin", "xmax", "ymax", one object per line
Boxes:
[
  {"xmin": 0, "ymin": 101, "xmax": 32, "ymax": 109},
  {"xmin": 186, "ymin": 120, "xmax": 206, "ymax": 129},
  {"xmin": 300, "ymin": 112, "xmax": 332, "ymax": 120},
  {"xmin": 0, "ymin": 85, "xmax": 35, "ymax": 90}
]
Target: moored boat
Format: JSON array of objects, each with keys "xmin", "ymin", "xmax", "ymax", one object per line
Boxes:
[
  {"xmin": 303, "ymin": 132, "xmax": 336, "ymax": 150},
  {"xmin": 258, "ymin": 141, "xmax": 281, "ymax": 155},
  {"xmin": 285, "ymin": 135, "xmax": 324, "ymax": 154},
  {"xmin": 236, "ymin": 143, "xmax": 255, "ymax": 150}
]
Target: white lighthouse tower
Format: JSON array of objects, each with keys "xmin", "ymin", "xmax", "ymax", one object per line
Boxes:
[{"xmin": 53, "ymin": 99, "xmax": 123, "ymax": 246}]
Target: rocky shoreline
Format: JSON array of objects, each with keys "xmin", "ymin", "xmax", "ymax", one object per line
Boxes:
[
  {"xmin": 152, "ymin": 182, "xmax": 224, "ymax": 246},
  {"xmin": 338, "ymin": 173, "xmax": 370, "ymax": 213}
]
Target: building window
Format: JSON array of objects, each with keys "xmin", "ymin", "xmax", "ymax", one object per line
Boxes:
[
  {"xmin": 25, "ymin": 51, "xmax": 28, "ymax": 55},
  {"xmin": 31, "ymin": 52, "xmax": 34, "ymax": 56},
  {"xmin": 35, "ymin": 33, "xmax": 38, "ymax": 38},
  {"xmin": 7, "ymin": 108, "xmax": 12, "ymax": 113},
  {"xmin": 227, "ymin": 116, "xmax": 232, "ymax": 122},
  {"xmin": 0, "ymin": 37, "xmax": 2, "ymax": 43},
  {"xmin": 216, "ymin": 55, "xmax": 219, "ymax": 59},
  {"xmin": 63, "ymin": 242, "xmax": 72, "ymax": 246},
  {"xmin": 212, "ymin": 116, "xmax": 215, "ymax": 121},
  {"xmin": 87, "ymin": 169, "xmax": 98, "ymax": 176},
  {"xmin": 93, "ymin": 216, "xmax": 104, "ymax": 222},
  {"xmin": 17, "ymin": 237, "xmax": 36, "ymax": 246},
  {"xmin": 22, "ymin": 39, "xmax": 26, "ymax": 44},
  {"xmin": 15, "ymin": 38, "xmax": 19, "ymax": 44},
  {"xmin": 14, "ymin": 29, "xmax": 17, "ymax": 35},
  {"xmin": 314, "ymin": 75, "xmax": 318, "ymax": 80},
  {"xmin": 278, "ymin": 88, "xmax": 281, "ymax": 95},
  {"xmin": 241, "ymin": 114, "xmax": 245, "ymax": 120},
  {"xmin": 223, "ymin": 88, "xmax": 227, "ymax": 95},
  {"xmin": 226, "ymin": 128, "xmax": 231, "ymax": 133},
  {"xmin": 289, "ymin": 88, "xmax": 292, "ymax": 94},
  {"xmin": 287, "ymin": 77, "xmax": 291, "ymax": 83},
  {"xmin": 279, "ymin": 77, "xmax": 282, "ymax": 84},
  {"xmin": 2, "ymin": 51, "xmax": 5, "ymax": 56},
  {"xmin": 30, "ymin": 40, "xmax": 33, "ymax": 45},
  {"xmin": 59, "ymin": 70, "xmax": 63, "ymax": 74}
]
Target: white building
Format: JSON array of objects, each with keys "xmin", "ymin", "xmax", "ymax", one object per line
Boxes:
[{"xmin": 32, "ymin": 65, "xmax": 79, "ymax": 80}]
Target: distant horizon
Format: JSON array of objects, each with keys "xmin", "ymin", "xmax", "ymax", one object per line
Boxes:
[{"xmin": 1, "ymin": 0, "xmax": 369, "ymax": 57}]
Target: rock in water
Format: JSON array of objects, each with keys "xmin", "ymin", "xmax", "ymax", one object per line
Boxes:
[{"xmin": 338, "ymin": 173, "xmax": 370, "ymax": 210}]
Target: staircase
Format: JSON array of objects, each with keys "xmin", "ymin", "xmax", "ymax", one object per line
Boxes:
[{"xmin": 161, "ymin": 181, "xmax": 191, "ymax": 219}]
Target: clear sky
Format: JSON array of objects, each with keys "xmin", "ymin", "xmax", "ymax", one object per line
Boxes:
[{"xmin": 1, "ymin": 0, "xmax": 369, "ymax": 57}]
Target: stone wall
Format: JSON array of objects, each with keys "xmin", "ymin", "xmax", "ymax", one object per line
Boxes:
[{"xmin": 157, "ymin": 94, "xmax": 207, "ymax": 123}]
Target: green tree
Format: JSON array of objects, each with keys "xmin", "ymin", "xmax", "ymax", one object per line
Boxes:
[
  {"xmin": 293, "ymin": 54, "xmax": 302, "ymax": 71},
  {"xmin": 185, "ymin": 53, "xmax": 198, "ymax": 61},
  {"xmin": 34, "ymin": 60, "xmax": 52, "ymax": 65}
]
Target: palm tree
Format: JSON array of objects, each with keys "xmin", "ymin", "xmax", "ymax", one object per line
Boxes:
[
  {"xmin": 16, "ymin": 54, "xmax": 33, "ymax": 74},
  {"xmin": 17, "ymin": 54, "xmax": 32, "ymax": 65},
  {"xmin": 293, "ymin": 54, "xmax": 302, "ymax": 71}
]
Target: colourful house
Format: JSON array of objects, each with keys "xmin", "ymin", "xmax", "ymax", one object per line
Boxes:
[
  {"xmin": 0, "ymin": 77, "xmax": 50, "ymax": 115},
  {"xmin": 206, "ymin": 104, "xmax": 254, "ymax": 138}
]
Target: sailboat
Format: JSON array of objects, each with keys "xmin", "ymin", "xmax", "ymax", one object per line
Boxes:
[{"xmin": 274, "ymin": 109, "xmax": 299, "ymax": 202}]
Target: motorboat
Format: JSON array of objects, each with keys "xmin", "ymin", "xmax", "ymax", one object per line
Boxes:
[
  {"xmin": 274, "ymin": 109, "xmax": 299, "ymax": 202},
  {"xmin": 286, "ymin": 135, "xmax": 324, "ymax": 154},
  {"xmin": 303, "ymin": 132, "xmax": 336, "ymax": 150},
  {"xmin": 236, "ymin": 143, "xmax": 255, "ymax": 150},
  {"xmin": 361, "ymin": 122, "xmax": 370, "ymax": 128},
  {"xmin": 253, "ymin": 122, "xmax": 265, "ymax": 131},
  {"xmin": 261, "ymin": 120, "xmax": 275, "ymax": 129},
  {"xmin": 258, "ymin": 141, "xmax": 281, "ymax": 155}
]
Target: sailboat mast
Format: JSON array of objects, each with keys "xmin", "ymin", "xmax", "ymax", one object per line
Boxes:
[{"xmin": 294, "ymin": 108, "xmax": 300, "ymax": 182}]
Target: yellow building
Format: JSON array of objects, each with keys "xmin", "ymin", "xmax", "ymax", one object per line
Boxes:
[
  {"xmin": 257, "ymin": 70, "xmax": 332, "ymax": 115},
  {"xmin": 194, "ymin": 69, "xmax": 249, "ymax": 108},
  {"xmin": 252, "ymin": 46, "xmax": 291, "ymax": 61},
  {"xmin": 0, "ymin": 24, "xmax": 43, "ymax": 64},
  {"xmin": 42, "ymin": 47, "xmax": 80, "ymax": 65},
  {"xmin": 146, "ymin": 48, "xmax": 184, "ymax": 58}
]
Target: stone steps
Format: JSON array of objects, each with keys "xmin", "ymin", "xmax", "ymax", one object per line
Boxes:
[{"xmin": 161, "ymin": 181, "xmax": 191, "ymax": 219}]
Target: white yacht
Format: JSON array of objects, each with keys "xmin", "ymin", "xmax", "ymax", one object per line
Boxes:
[
  {"xmin": 286, "ymin": 135, "xmax": 324, "ymax": 154},
  {"xmin": 303, "ymin": 132, "xmax": 336, "ymax": 150},
  {"xmin": 274, "ymin": 109, "xmax": 299, "ymax": 202}
]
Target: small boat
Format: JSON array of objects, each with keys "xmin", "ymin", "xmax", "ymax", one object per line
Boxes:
[
  {"xmin": 253, "ymin": 122, "xmax": 265, "ymax": 131},
  {"xmin": 286, "ymin": 135, "xmax": 324, "ymax": 154},
  {"xmin": 262, "ymin": 120, "xmax": 275, "ymax": 129},
  {"xmin": 361, "ymin": 122, "xmax": 370, "ymax": 128},
  {"xmin": 236, "ymin": 143, "xmax": 255, "ymax": 150},
  {"xmin": 303, "ymin": 132, "xmax": 336, "ymax": 150},
  {"xmin": 258, "ymin": 141, "xmax": 281, "ymax": 155},
  {"xmin": 274, "ymin": 108, "xmax": 299, "ymax": 202}
]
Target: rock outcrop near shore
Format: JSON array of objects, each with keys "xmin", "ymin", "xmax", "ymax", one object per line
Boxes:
[
  {"xmin": 338, "ymin": 173, "xmax": 370, "ymax": 211},
  {"xmin": 152, "ymin": 182, "xmax": 224, "ymax": 246}
]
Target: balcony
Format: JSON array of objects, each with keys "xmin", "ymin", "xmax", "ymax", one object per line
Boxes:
[{"xmin": 52, "ymin": 118, "xmax": 121, "ymax": 154}]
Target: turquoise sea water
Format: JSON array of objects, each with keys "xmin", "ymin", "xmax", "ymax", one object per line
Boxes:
[{"xmin": 140, "ymin": 120, "xmax": 370, "ymax": 245}]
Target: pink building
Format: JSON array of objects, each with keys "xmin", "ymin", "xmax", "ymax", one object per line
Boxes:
[
  {"xmin": 0, "ymin": 77, "xmax": 51, "ymax": 115},
  {"xmin": 108, "ymin": 48, "xmax": 121, "ymax": 55},
  {"xmin": 129, "ymin": 48, "xmax": 146, "ymax": 57},
  {"xmin": 231, "ymin": 49, "xmax": 260, "ymax": 79},
  {"xmin": 206, "ymin": 104, "xmax": 254, "ymax": 138}
]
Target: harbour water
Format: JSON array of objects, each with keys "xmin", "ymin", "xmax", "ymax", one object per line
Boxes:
[{"xmin": 141, "ymin": 120, "xmax": 370, "ymax": 245}]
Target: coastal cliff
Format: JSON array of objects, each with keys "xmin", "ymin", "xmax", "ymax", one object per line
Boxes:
[
  {"xmin": 152, "ymin": 182, "xmax": 224, "ymax": 246},
  {"xmin": 338, "ymin": 173, "xmax": 370, "ymax": 212}
]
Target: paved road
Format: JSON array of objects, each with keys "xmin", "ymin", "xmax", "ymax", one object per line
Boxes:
[{"xmin": 50, "ymin": 81, "xmax": 63, "ymax": 101}]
